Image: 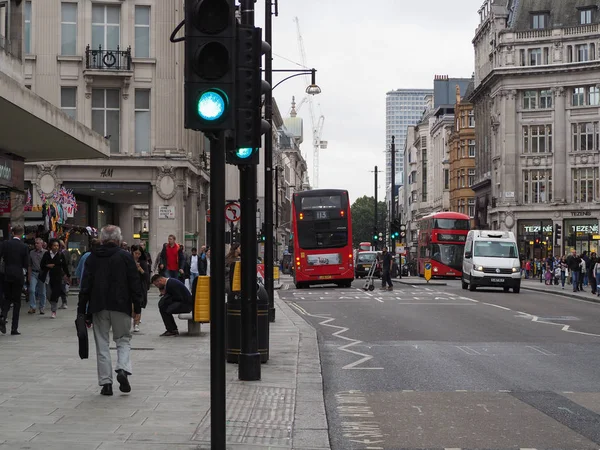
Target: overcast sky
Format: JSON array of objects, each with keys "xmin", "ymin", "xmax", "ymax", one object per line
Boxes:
[{"xmin": 254, "ymin": 0, "xmax": 485, "ymax": 203}]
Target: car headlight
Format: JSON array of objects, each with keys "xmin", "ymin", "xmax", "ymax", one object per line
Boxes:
[
  {"xmin": 475, "ymin": 266, "xmax": 484, "ymax": 272},
  {"xmin": 512, "ymin": 267, "xmax": 520, "ymax": 273}
]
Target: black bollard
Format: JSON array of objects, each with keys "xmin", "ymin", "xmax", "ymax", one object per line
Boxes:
[
  {"xmin": 257, "ymin": 282, "xmax": 270, "ymax": 363},
  {"xmin": 225, "ymin": 292, "xmax": 242, "ymax": 363}
]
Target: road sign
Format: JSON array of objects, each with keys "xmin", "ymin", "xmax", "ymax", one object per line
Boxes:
[
  {"xmin": 225, "ymin": 202, "xmax": 241, "ymax": 222},
  {"xmin": 159, "ymin": 205, "xmax": 175, "ymax": 219},
  {"xmin": 424, "ymin": 262, "xmax": 432, "ymax": 282}
]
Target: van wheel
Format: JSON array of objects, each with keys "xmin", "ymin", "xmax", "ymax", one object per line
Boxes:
[
  {"xmin": 461, "ymin": 278, "xmax": 468, "ymax": 290},
  {"xmin": 513, "ymin": 286, "xmax": 520, "ymax": 293},
  {"xmin": 503, "ymin": 287, "xmax": 510, "ymax": 293},
  {"xmin": 468, "ymin": 275, "xmax": 476, "ymax": 291}
]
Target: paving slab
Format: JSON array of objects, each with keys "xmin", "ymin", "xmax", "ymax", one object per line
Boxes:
[{"xmin": 0, "ymin": 288, "xmax": 330, "ymax": 449}]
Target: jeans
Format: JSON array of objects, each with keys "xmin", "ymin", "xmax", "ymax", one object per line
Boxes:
[
  {"xmin": 29, "ymin": 272, "xmax": 47, "ymax": 310},
  {"xmin": 572, "ymin": 270, "xmax": 579, "ymax": 291},
  {"xmin": 560, "ymin": 271, "xmax": 566, "ymax": 287},
  {"xmin": 381, "ymin": 271, "xmax": 393, "ymax": 288},
  {"xmin": 189, "ymin": 272, "xmax": 199, "ymax": 292},
  {"xmin": 167, "ymin": 270, "xmax": 180, "ymax": 279},
  {"xmin": 596, "ymin": 273, "xmax": 600, "ymax": 294},
  {"xmin": 92, "ymin": 310, "xmax": 133, "ymax": 386},
  {"xmin": 1, "ymin": 280, "xmax": 23, "ymax": 332}
]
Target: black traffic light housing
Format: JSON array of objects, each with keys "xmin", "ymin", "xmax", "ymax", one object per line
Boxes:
[
  {"xmin": 184, "ymin": 0, "xmax": 236, "ymax": 131},
  {"xmin": 390, "ymin": 219, "xmax": 400, "ymax": 240},
  {"xmin": 554, "ymin": 223, "xmax": 562, "ymax": 246},
  {"xmin": 372, "ymin": 227, "xmax": 379, "ymax": 241},
  {"xmin": 258, "ymin": 222, "xmax": 266, "ymax": 242}
]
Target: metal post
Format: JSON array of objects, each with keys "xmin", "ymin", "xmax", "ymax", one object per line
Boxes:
[
  {"xmin": 209, "ymin": 132, "xmax": 226, "ymax": 449},
  {"xmin": 374, "ymin": 165, "xmax": 378, "ymax": 251},
  {"xmin": 239, "ymin": 0, "xmax": 261, "ymax": 381},
  {"xmin": 264, "ymin": 0, "xmax": 275, "ymax": 322},
  {"xmin": 390, "ymin": 136, "xmax": 396, "ymax": 251}
]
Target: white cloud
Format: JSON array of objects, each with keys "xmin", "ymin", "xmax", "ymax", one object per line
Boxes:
[{"xmin": 256, "ymin": 0, "xmax": 484, "ymax": 202}]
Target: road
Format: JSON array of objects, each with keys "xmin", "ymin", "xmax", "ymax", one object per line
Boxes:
[{"xmin": 278, "ymin": 276, "xmax": 600, "ymax": 450}]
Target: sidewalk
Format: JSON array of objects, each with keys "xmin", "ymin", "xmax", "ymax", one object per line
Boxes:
[
  {"xmin": 520, "ymin": 278, "xmax": 600, "ymax": 304},
  {"xmin": 0, "ymin": 289, "xmax": 330, "ymax": 450}
]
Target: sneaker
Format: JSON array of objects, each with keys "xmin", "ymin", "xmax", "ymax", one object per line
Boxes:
[
  {"xmin": 51, "ymin": 312, "xmax": 56, "ymax": 319},
  {"xmin": 133, "ymin": 324, "xmax": 140, "ymax": 332},
  {"xmin": 11, "ymin": 330, "xmax": 21, "ymax": 335},
  {"xmin": 100, "ymin": 384, "xmax": 113, "ymax": 396},
  {"xmin": 116, "ymin": 369, "xmax": 131, "ymax": 393},
  {"xmin": 39, "ymin": 309, "xmax": 45, "ymax": 315},
  {"xmin": 0, "ymin": 318, "xmax": 6, "ymax": 335},
  {"xmin": 159, "ymin": 330, "xmax": 179, "ymax": 337},
  {"xmin": 59, "ymin": 304, "xmax": 67, "ymax": 310},
  {"xmin": 28, "ymin": 308, "xmax": 36, "ymax": 314}
]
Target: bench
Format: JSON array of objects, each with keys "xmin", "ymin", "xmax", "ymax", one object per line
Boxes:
[{"xmin": 178, "ymin": 313, "xmax": 202, "ymax": 336}]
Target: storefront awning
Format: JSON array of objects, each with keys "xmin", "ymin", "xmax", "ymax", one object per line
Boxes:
[{"xmin": 0, "ymin": 71, "xmax": 110, "ymax": 162}]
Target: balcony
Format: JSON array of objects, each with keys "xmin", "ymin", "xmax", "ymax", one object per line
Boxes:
[{"xmin": 85, "ymin": 45, "xmax": 132, "ymax": 72}]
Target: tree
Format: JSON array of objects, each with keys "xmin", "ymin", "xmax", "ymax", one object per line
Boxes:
[{"xmin": 351, "ymin": 196, "xmax": 387, "ymax": 247}]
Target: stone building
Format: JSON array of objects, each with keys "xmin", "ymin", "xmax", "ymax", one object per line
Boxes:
[
  {"xmin": 20, "ymin": 0, "xmax": 218, "ymax": 255},
  {"xmin": 448, "ymin": 83, "xmax": 476, "ymax": 225},
  {"xmin": 471, "ymin": 0, "xmax": 600, "ymax": 259}
]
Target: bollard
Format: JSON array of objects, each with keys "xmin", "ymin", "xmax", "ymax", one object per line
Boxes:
[
  {"xmin": 226, "ymin": 262, "xmax": 242, "ymax": 363},
  {"xmin": 194, "ymin": 276, "xmax": 210, "ymax": 322},
  {"xmin": 257, "ymin": 282, "xmax": 270, "ymax": 363}
]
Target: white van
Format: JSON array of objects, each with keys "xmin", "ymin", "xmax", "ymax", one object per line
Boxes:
[{"xmin": 462, "ymin": 230, "xmax": 521, "ymax": 293}]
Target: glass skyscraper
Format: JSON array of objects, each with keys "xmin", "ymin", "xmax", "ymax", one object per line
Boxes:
[{"xmin": 385, "ymin": 89, "xmax": 433, "ymax": 189}]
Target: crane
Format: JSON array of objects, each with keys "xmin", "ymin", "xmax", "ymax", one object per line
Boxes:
[{"xmin": 294, "ymin": 17, "xmax": 327, "ymax": 188}]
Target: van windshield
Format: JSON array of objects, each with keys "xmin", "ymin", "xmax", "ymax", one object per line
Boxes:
[{"xmin": 473, "ymin": 241, "xmax": 518, "ymax": 258}]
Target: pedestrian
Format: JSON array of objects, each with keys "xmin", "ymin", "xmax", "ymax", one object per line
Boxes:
[
  {"xmin": 225, "ymin": 243, "xmax": 241, "ymax": 293},
  {"xmin": 40, "ymin": 239, "xmax": 71, "ymax": 318},
  {"xmin": 78, "ymin": 225, "xmax": 143, "ymax": 396},
  {"xmin": 525, "ymin": 260, "xmax": 531, "ymax": 279},
  {"xmin": 130, "ymin": 244, "xmax": 149, "ymax": 332},
  {"xmin": 58, "ymin": 240, "xmax": 70, "ymax": 309},
  {"xmin": 75, "ymin": 239, "xmax": 101, "ymax": 285},
  {"xmin": 566, "ymin": 249, "xmax": 581, "ymax": 293},
  {"xmin": 544, "ymin": 264, "xmax": 552, "ymax": 285},
  {"xmin": 588, "ymin": 252, "xmax": 597, "ymax": 295},
  {"xmin": 121, "ymin": 241, "xmax": 129, "ymax": 251},
  {"xmin": 28, "ymin": 237, "xmax": 47, "ymax": 315},
  {"xmin": 594, "ymin": 258, "xmax": 600, "ymax": 297},
  {"xmin": 151, "ymin": 274, "xmax": 193, "ymax": 337},
  {"xmin": 187, "ymin": 247, "xmax": 201, "ymax": 290},
  {"xmin": 0, "ymin": 226, "xmax": 29, "ymax": 335},
  {"xmin": 379, "ymin": 246, "xmax": 393, "ymax": 291},
  {"xmin": 158, "ymin": 234, "xmax": 185, "ymax": 279},
  {"xmin": 579, "ymin": 254, "xmax": 587, "ymax": 291},
  {"xmin": 206, "ymin": 248, "xmax": 211, "ymax": 277}
]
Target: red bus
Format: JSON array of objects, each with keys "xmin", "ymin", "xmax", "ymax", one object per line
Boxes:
[
  {"xmin": 417, "ymin": 212, "xmax": 470, "ymax": 278},
  {"xmin": 291, "ymin": 189, "xmax": 354, "ymax": 289}
]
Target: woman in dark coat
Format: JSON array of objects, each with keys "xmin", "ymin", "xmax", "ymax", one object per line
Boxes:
[
  {"xmin": 40, "ymin": 239, "xmax": 70, "ymax": 318},
  {"xmin": 131, "ymin": 245, "xmax": 149, "ymax": 332}
]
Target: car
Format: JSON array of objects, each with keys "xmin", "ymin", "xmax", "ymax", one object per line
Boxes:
[{"xmin": 355, "ymin": 251, "xmax": 381, "ymax": 278}]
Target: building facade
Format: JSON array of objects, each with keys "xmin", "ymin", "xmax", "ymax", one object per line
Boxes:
[
  {"xmin": 448, "ymin": 84, "xmax": 476, "ymax": 224},
  {"xmin": 471, "ymin": 0, "xmax": 600, "ymax": 259},
  {"xmin": 1, "ymin": 0, "xmax": 109, "ymax": 239},
  {"xmin": 20, "ymin": 0, "xmax": 214, "ymax": 256}
]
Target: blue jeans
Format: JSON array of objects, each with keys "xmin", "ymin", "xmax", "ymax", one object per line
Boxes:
[
  {"xmin": 189, "ymin": 272, "xmax": 199, "ymax": 292},
  {"xmin": 572, "ymin": 271, "xmax": 579, "ymax": 291},
  {"xmin": 167, "ymin": 270, "xmax": 179, "ymax": 279},
  {"xmin": 561, "ymin": 271, "xmax": 566, "ymax": 287},
  {"xmin": 29, "ymin": 272, "xmax": 47, "ymax": 310}
]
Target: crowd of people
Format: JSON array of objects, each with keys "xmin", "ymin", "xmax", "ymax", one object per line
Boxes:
[{"xmin": 522, "ymin": 249, "xmax": 600, "ymax": 294}]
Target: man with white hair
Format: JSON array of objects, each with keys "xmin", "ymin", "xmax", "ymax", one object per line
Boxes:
[{"xmin": 78, "ymin": 225, "xmax": 143, "ymax": 396}]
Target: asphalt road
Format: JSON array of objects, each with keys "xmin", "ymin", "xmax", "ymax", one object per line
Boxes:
[{"xmin": 278, "ymin": 276, "xmax": 600, "ymax": 450}]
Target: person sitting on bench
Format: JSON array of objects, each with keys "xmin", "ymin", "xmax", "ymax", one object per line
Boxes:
[{"xmin": 151, "ymin": 274, "xmax": 193, "ymax": 337}]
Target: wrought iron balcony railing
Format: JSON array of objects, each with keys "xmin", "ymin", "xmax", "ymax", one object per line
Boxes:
[{"xmin": 85, "ymin": 45, "xmax": 131, "ymax": 71}]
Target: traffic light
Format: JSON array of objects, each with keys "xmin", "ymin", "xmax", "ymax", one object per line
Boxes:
[
  {"xmin": 372, "ymin": 228, "xmax": 379, "ymax": 241},
  {"xmin": 184, "ymin": 0, "xmax": 236, "ymax": 131},
  {"xmin": 554, "ymin": 223, "xmax": 562, "ymax": 246},
  {"xmin": 390, "ymin": 220, "xmax": 400, "ymax": 240},
  {"xmin": 399, "ymin": 223, "xmax": 407, "ymax": 240},
  {"xmin": 227, "ymin": 24, "xmax": 271, "ymax": 164},
  {"xmin": 258, "ymin": 223, "xmax": 266, "ymax": 242}
]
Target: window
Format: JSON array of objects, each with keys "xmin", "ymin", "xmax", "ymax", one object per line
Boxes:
[
  {"xmin": 540, "ymin": 90, "xmax": 552, "ymax": 108},
  {"xmin": 577, "ymin": 44, "xmax": 589, "ymax": 62},
  {"xmin": 468, "ymin": 110, "xmax": 475, "ymax": 127},
  {"xmin": 135, "ymin": 90, "xmax": 151, "ymax": 153},
  {"xmin": 572, "ymin": 122, "xmax": 599, "ymax": 152},
  {"xmin": 421, "ymin": 149, "xmax": 427, "ymax": 202},
  {"xmin": 523, "ymin": 170, "xmax": 552, "ymax": 204},
  {"xmin": 529, "ymin": 48, "xmax": 542, "ymax": 65},
  {"xmin": 92, "ymin": 89, "xmax": 120, "ymax": 153},
  {"xmin": 134, "ymin": 6, "xmax": 150, "ymax": 58},
  {"xmin": 468, "ymin": 169, "xmax": 475, "ymax": 187},
  {"xmin": 24, "ymin": 1, "xmax": 31, "ymax": 54},
  {"xmin": 468, "ymin": 140, "xmax": 476, "ymax": 157},
  {"xmin": 523, "ymin": 90, "xmax": 537, "ymax": 109},
  {"xmin": 61, "ymin": 87, "xmax": 76, "ymax": 120},
  {"xmin": 573, "ymin": 87, "xmax": 586, "ymax": 106},
  {"xmin": 589, "ymin": 86, "xmax": 600, "ymax": 105},
  {"xmin": 468, "ymin": 199, "xmax": 475, "ymax": 218},
  {"xmin": 460, "ymin": 141, "xmax": 467, "ymax": 158},
  {"xmin": 92, "ymin": 4, "xmax": 120, "ymax": 51},
  {"xmin": 580, "ymin": 8, "xmax": 593, "ymax": 25},
  {"xmin": 444, "ymin": 169, "xmax": 449, "ymax": 190},
  {"xmin": 61, "ymin": 3, "xmax": 77, "ymax": 55},
  {"xmin": 461, "ymin": 169, "xmax": 466, "ymax": 188},
  {"xmin": 572, "ymin": 168, "xmax": 599, "ymax": 203},
  {"xmin": 531, "ymin": 13, "xmax": 548, "ymax": 29},
  {"xmin": 523, "ymin": 125, "xmax": 552, "ymax": 153}
]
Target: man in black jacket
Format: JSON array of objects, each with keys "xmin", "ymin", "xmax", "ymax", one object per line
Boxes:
[
  {"xmin": 566, "ymin": 248, "xmax": 581, "ymax": 293},
  {"xmin": 78, "ymin": 225, "xmax": 143, "ymax": 396},
  {"xmin": 0, "ymin": 226, "xmax": 29, "ymax": 335},
  {"xmin": 151, "ymin": 274, "xmax": 193, "ymax": 336}
]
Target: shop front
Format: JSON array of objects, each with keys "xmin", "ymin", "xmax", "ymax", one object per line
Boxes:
[
  {"xmin": 564, "ymin": 216, "xmax": 599, "ymax": 256},
  {"xmin": 517, "ymin": 219, "xmax": 554, "ymax": 261}
]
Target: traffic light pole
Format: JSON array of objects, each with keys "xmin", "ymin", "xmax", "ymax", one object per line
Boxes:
[
  {"xmin": 238, "ymin": 0, "xmax": 261, "ymax": 382},
  {"xmin": 390, "ymin": 136, "xmax": 396, "ymax": 251},
  {"xmin": 264, "ymin": 0, "xmax": 275, "ymax": 322},
  {"xmin": 208, "ymin": 132, "xmax": 226, "ymax": 449},
  {"xmin": 374, "ymin": 165, "xmax": 378, "ymax": 251}
]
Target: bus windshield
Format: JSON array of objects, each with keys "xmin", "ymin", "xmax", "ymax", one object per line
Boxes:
[
  {"xmin": 473, "ymin": 241, "xmax": 518, "ymax": 258},
  {"xmin": 431, "ymin": 244, "xmax": 463, "ymax": 270},
  {"xmin": 434, "ymin": 218, "xmax": 470, "ymax": 230},
  {"xmin": 301, "ymin": 195, "xmax": 342, "ymax": 210}
]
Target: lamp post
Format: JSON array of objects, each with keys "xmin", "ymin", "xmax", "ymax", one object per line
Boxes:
[{"xmin": 263, "ymin": 0, "xmax": 320, "ymax": 322}]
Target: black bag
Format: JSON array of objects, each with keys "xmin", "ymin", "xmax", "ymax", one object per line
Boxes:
[{"xmin": 74, "ymin": 314, "xmax": 89, "ymax": 359}]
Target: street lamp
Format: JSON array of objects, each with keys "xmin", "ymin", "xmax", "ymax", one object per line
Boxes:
[{"xmin": 271, "ymin": 68, "xmax": 321, "ymax": 94}]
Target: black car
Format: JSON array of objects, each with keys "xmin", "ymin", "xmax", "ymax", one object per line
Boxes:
[{"xmin": 355, "ymin": 251, "xmax": 381, "ymax": 278}]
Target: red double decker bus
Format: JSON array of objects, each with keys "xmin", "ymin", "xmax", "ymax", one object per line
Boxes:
[
  {"xmin": 291, "ymin": 189, "xmax": 354, "ymax": 289},
  {"xmin": 417, "ymin": 212, "xmax": 470, "ymax": 278}
]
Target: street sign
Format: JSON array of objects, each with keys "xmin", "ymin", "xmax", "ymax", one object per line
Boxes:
[
  {"xmin": 424, "ymin": 262, "xmax": 432, "ymax": 282},
  {"xmin": 225, "ymin": 202, "xmax": 241, "ymax": 222},
  {"xmin": 159, "ymin": 205, "xmax": 175, "ymax": 219}
]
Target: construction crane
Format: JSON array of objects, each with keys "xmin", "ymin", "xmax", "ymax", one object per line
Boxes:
[{"xmin": 294, "ymin": 17, "xmax": 327, "ymax": 188}]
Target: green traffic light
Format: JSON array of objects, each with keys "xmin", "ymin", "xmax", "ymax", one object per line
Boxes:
[
  {"xmin": 236, "ymin": 147, "xmax": 254, "ymax": 159},
  {"xmin": 197, "ymin": 89, "xmax": 228, "ymax": 122}
]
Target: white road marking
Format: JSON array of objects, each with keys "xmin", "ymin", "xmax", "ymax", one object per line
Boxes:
[
  {"xmin": 516, "ymin": 311, "xmax": 600, "ymax": 338},
  {"xmin": 456, "ymin": 346, "xmax": 481, "ymax": 355},
  {"xmin": 526, "ymin": 345, "xmax": 555, "ymax": 356},
  {"xmin": 558, "ymin": 406, "xmax": 574, "ymax": 414},
  {"xmin": 411, "ymin": 405, "xmax": 424, "ymax": 415},
  {"xmin": 482, "ymin": 302, "xmax": 512, "ymax": 311},
  {"xmin": 374, "ymin": 298, "xmax": 384, "ymax": 303},
  {"xmin": 477, "ymin": 404, "xmax": 490, "ymax": 413},
  {"xmin": 458, "ymin": 296, "xmax": 480, "ymax": 303}
]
